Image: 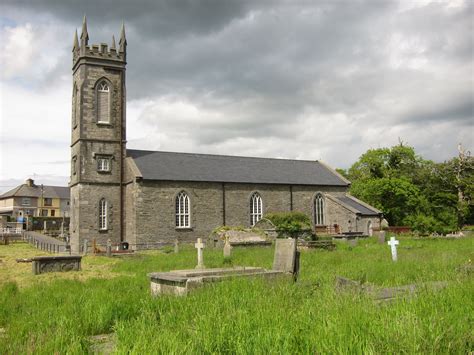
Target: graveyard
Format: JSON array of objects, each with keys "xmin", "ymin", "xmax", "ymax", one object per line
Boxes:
[{"xmin": 0, "ymin": 235, "xmax": 473, "ymax": 353}]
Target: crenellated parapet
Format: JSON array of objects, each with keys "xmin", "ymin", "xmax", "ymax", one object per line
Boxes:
[{"xmin": 72, "ymin": 16, "xmax": 126, "ymax": 71}]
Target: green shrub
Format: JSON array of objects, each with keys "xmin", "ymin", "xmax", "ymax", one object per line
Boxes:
[
  {"xmin": 265, "ymin": 211, "xmax": 312, "ymax": 238},
  {"xmin": 405, "ymin": 214, "xmax": 454, "ymax": 235}
]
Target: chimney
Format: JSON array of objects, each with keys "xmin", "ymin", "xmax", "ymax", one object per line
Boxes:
[{"xmin": 26, "ymin": 178, "xmax": 34, "ymax": 187}]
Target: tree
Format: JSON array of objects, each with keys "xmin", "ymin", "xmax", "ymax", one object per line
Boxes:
[{"xmin": 345, "ymin": 142, "xmax": 473, "ymax": 232}]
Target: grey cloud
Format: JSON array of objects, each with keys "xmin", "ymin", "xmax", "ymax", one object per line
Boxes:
[
  {"xmin": 403, "ymin": 95, "xmax": 474, "ymax": 124},
  {"xmin": 1, "ymin": 0, "xmax": 472, "ymax": 172}
]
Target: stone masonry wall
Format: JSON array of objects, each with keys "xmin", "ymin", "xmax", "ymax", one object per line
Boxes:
[
  {"xmin": 126, "ymin": 181, "xmax": 375, "ymax": 248},
  {"xmin": 71, "ymin": 184, "xmax": 121, "ymax": 253}
]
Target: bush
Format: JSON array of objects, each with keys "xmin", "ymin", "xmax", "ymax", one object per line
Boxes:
[
  {"xmin": 264, "ymin": 212, "xmax": 312, "ymax": 238},
  {"xmin": 405, "ymin": 214, "xmax": 454, "ymax": 235}
]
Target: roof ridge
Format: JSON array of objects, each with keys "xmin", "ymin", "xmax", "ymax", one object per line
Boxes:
[{"xmin": 127, "ymin": 148, "xmax": 321, "ymax": 164}]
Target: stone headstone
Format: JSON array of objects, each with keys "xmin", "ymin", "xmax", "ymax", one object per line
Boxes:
[
  {"xmin": 174, "ymin": 239, "xmax": 179, "ymax": 253},
  {"xmin": 272, "ymin": 238, "xmax": 297, "ymax": 273},
  {"xmin": 106, "ymin": 239, "xmax": 112, "ymax": 257},
  {"xmin": 83, "ymin": 239, "xmax": 88, "ymax": 256},
  {"xmin": 349, "ymin": 238, "xmax": 358, "ymax": 247},
  {"xmin": 223, "ymin": 237, "xmax": 232, "ymax": 258},
  {"xmin": 194, "ymin": 238, "xmax": 205, "ymax": 269},
  {"xmin": 378, "ymin": 231, "xmax": 386, "ymax": 244}
]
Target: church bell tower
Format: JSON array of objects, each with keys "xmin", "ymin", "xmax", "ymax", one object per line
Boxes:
[{"xmin": 70, "ymin": 17, "xmax": 127, "ymax": 252}]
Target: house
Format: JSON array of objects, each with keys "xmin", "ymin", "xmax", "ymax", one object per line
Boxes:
[{"xmin": 0, "ymin": 179, "xmax": 70, "ymax": 221}]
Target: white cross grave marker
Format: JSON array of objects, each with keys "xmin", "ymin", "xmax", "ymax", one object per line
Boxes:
[
  {"xmin": 387, "ymin": 236, "xmax": 399, "ymax": 261},
  {"xmin": 195, "ymin": 238, "xmax": 205, "ymax": 269}
]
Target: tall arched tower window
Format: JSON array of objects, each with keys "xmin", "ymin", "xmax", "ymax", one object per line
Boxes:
[
  {"xmin": 314, "ymin": 193, "xmax": 325, "ymax": 225},
  {"xmin": 97, "ymin": 81, "xmax": 110, "ymax": 123},
  {"xmin": 72, "ymin": 83, "xmax": 79, "ymax": 128},
  {"xmin": 250, "ymin": 192, "xmax": 263, "ymax": 226},
  {"xmin": 175, "ymin": 191, "xmax": 190, "ymax": 228},
  {"xmin": 99, "ymin": 198, "xmax": 108, "ymax": 230}
]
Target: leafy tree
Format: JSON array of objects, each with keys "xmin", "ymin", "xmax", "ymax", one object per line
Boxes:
[{"xmin": 345, "ymin": 142, "xmax": 473, "ymax": 232}]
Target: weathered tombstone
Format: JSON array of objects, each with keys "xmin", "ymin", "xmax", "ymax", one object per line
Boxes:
[
  {"xmin": 378, "ymin": 231, "xmax": 386, "ymax": 244},
  {"xmin": 106, "ymin": 239, "xmax": 112, "ymax": 257},
  {"xmin": 43, "ymin": 221, "xmax": 47, "ymax": 233},
  {"xmin": 272, "ymin": 238, "xmax": 297, "ymax": 273},
  {"xmin": 32, "ymin": 255, "xmax": 82, "ymax": 275},
  {"xmin": 174, "ymin": 239, "xmax": 179, "ymax": 253},
  {"xmin": 387, "ymin": 236, "xmax": 399, "ymax": 261},
  {"xmin": 349, "ymin": 238, "xmax": 358, "ymax": 247},
  {"xmin": 223, "ymin": 236, "xmax": 232, "ymax": 258},
  {"xmin": 194, "ymin": 238, "xmax": 205, "ymax": 269},
  {"xmin": 83, "ymin": 239, "xmax": 88, "ymax": 256}
]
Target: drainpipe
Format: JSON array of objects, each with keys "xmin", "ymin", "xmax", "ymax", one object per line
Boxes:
[{"xmin": 222, "ymin": 182, "xmax": 226, "ymax": 226}]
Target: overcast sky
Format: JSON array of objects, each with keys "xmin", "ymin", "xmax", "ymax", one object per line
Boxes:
[{"xmin": 0, "ymin": 0, "xmax": 472, "ymax": 192}]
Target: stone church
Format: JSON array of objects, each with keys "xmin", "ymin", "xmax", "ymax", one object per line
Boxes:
[{"xmin": 70, "ymin": 19, "xmax": 382, "ymax": 252}]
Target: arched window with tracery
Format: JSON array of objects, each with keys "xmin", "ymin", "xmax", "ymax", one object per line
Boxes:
[
  {"xmin": 250, "ymin": 192, "xmax": 263, "ymax": 226},
  {"xmin": 175, "ymin": 191, "xmax": 190, "ymax": 228},
  {"xmin": 314, "ymin": 193, "xmax": 325, "ymax": 225},
  {"xmin": 99, "ymin": 198, "xmax": 108, "ymax": 230},
  {"xmin": 97, "ymin": 81, "xmax": 110, "ymax": 123}
]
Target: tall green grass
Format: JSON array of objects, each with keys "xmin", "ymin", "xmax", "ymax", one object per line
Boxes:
[{"xmin": 0, "ymin": 237, "xmax": 472, "ymax": 353}]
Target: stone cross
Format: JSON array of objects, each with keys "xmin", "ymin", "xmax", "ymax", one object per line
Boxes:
[
  {"xmin": 387, "ymin": 236, "xmax": 399, "ymax": 261},
  {"xmin": 194, "ymin": 238, "xmax": 205, "ymax": 269}
]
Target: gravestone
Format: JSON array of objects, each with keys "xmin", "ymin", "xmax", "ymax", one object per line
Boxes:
[
  {"xmin": 272, "ymin": 238, "xmax": 297, "ymax": 273},
  {"xmin": 194, "ymin": 238, "xmax": 205, "ymax": 269},
  {"xmin": 174, "ymin": 239, "xmax": 179, "ymax": 253},
  {"xmin": 83, "ymin": 239, "xmax": 88, "ymax": 256},
  {"xmin": 349, "ymin": 238, "xmax": 358, "ymax": 247},
  {"xmin": 149, "ymin": 237, "xmax": 299, "ymax": 296},
  {"xmin": 378, "ymin": 231, "xmax": 386, "ymax": 244},
  {"xmin": 223, "ymin": 237, "xmax": 232, "ymax": 258},
  {"xmin": 106, "ymin": 239, "xmax": 112, "ymax": 257},
  {"xmin": 32, "ymin": 255, "xmax": 82, "ymax": 275},
  {"xmin": 387, "ymin": 236, "xmax": 399, "ymax": 261}
]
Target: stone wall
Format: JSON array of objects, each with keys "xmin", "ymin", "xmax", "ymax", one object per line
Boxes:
[
  {"xmin": 125, "ymin": 180, "xmax": 374, "ymax": 248},
  {"xmin": 70, "ymin": 184, "xmax": 121, "ymax": 252}
]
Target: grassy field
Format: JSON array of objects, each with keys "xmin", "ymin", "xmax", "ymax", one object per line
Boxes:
[{"xmin": 0, "ymin": 236, "xmax": 473, "ymax": 354}]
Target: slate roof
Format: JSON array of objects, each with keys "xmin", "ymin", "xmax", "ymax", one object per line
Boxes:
[
  {"xmin": 0, "ymin": 184, "xmax": 70, "ymax": 200},
  {"xmin": 127, "ymin": 149, "xmax": 349, "ymax": 186},
  {"xmin": 336, "ymin": 196, "xmax": 380, "ymax": 216}
]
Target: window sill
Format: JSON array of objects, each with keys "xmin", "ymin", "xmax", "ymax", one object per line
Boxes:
[
  {"xmin": 175, "ymin": 227, "xmax": 193, "ymax": 231},
  {"xmin": 97, "ymin": 122, "xmax": 112, "ymax": 126},
  {"xmin": 99, "ymin": 229, "xmax": 109, "ymax": 233},
  {"xmin": 97, "ymin": 170, "xmax": 112, "ymax": 174}
]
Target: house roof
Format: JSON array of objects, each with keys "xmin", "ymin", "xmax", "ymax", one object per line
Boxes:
[
  {"xmin": 336, "ymin": 195, "xmax": 381, "ymax": 216},
  {"xmin": 127, "ymin": 149, "xmax": 349, "ymax": 186},
  {"xmin": 0, "ymin": 184, "xmax": 69, "ymax": 200}
]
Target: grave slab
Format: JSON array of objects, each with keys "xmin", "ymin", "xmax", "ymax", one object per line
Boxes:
[
  {"xmin": 149, "ymin": 238, "xmax": 297, "ymax": 296},
  {"xmin": 31, "ymin": 255, "xmax": 82, "ymax": 275}
]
